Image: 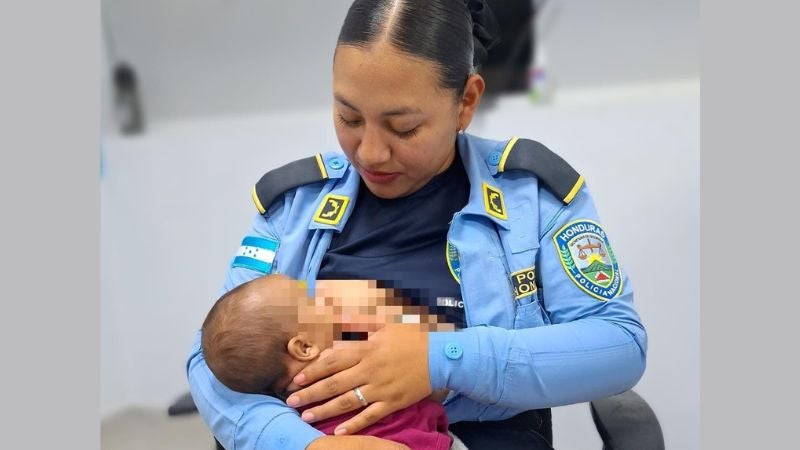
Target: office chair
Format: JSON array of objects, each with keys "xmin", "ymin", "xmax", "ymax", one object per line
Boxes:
[{"xmin": 589, "ymin": 390, "xmax": 665, "ymax": 450}]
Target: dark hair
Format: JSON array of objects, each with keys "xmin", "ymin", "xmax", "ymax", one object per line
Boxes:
[
  {"xmin": 201, "ymin": 279, "xmax": 292, "ymax": 395},
  {"xmin": 337, "ymin": 0, "xmax": 499, "ymax": 98}
]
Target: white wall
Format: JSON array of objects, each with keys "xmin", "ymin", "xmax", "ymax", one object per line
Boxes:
[
  {"xmin": 543, "ymin": 0, "xmax": 699, "ymax": 88},
  {"xmin": 100, "ymin": 108, "xmax": 340, "ymax": 416},
  {"xmin": 102, "ymin": 0, "xmax": 349, "ymax": 122},
  {"xmin": 100, "ymin": 79, "xmax": 699, "ymax": 449},
  {"xmin": 101, "ymin": 0, "xmax": 699, "ymax": 122}
]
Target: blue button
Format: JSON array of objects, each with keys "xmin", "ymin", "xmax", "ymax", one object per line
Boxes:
[
  {"xmin": 487, "ymin": 151, "xmax": 502, "ymax": 166},
  {"xmin": 444, "ymin": 342, "xmax": 463, "ymax": 360},
  {"xmin": 328, "ymin": 157, "xmax": 345, "ymax": 170}
]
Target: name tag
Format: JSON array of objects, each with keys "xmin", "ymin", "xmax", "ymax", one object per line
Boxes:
[{"xmin": 510, "ymin": 267, "xmax": 537, "ymax": 299}]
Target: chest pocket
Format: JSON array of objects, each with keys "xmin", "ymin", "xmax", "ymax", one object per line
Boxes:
[
  {"xmin": 514, "ymin": 295, "xmax": 546, "ymax": 329},
  {"xmin": 502, "ymin": 204, "xmax": 549, "ymax": 329}
]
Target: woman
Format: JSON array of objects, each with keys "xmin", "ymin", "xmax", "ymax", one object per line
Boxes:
[{"xmin": 187, "ymin": 1, "xmax": 647, "ymax": 449}]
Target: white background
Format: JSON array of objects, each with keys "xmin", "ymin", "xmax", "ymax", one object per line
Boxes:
[{"xmin": 101, "ymin": 1, "xmax": 699, "ymax": 449}]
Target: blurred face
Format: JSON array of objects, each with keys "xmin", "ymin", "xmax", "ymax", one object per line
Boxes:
[
  {"xmin": 297, "ymin": 280, "xmax": 407, "ymax": 348},
  {"xmin": 313, "ymin": 280, "xmax": 408, "ymax": 331},
  {"xmin": 332, "ymin": 42, "xmax": 462, "ymax": 199}
]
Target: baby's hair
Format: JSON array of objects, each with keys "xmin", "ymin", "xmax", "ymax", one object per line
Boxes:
[{"xmin": 201, "ymin": 277, "xmax": 292, "ymax": 395}]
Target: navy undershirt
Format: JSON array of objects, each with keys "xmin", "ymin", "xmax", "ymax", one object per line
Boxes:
[{"xmin": 317, "ymin": 150, "xmax": 470, "ymax": 329}]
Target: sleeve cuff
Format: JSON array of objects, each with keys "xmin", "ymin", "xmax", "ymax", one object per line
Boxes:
[{"xmin": 428, "ymin": 329, "xmax": 482, "ymax": 396}]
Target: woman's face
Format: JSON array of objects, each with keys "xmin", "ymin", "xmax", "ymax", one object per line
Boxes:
[{"xmin": 332, "ymin": 42, "xmax": 462, "ymax": 199}]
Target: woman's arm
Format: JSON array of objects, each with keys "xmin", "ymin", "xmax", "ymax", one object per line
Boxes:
[
  {"xmin": 286, "ymin": 183, "xmax": 646, "ymax": 433},
  {"xmin": 187, "ymin": 330, "xmax": 326, "ymax": 449},
  {"xmin": 429, "ymin": 182, "xmax": 646, "ymax": 408},
  {"xmin": 430, "ymin": 182, "xmax": 646, "ymax": 408},
  {"xmin": 187, "ymin": 211, "xmax": 332, "ymax": 450}
]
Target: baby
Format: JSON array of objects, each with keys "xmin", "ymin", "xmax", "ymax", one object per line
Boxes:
[{"xmin": 201, "ymin": 274, "xmax": 463, "ymax": 450}]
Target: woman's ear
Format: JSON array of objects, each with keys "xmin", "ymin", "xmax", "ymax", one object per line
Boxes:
[
  {"xmin": 458, "ymin": 74, "xmax": 486, "ymax": 131},
  {"xmin": 287, "ymin": 335, "xmax": 321, "ymax": 362}
]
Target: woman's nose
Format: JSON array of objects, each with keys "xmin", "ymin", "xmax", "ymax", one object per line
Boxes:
[{"xmin": 357, "ymin": 125, "xmax": 391, "ymax": 167}]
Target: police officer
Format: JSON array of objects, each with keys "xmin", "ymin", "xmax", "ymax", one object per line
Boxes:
[{"xmin": 187, "ymin": 1, "xmax": 647, "ymax": 449}]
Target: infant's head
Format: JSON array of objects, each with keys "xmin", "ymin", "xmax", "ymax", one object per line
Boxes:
[
  {"xmin": 201, "ymin": 275, "xmax": 449, "ymax": 397},
  {"xmin": 201, "ymin": 275, "xmax": 321, "ymax": 396}
]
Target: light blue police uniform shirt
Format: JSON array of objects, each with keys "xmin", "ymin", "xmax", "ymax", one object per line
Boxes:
[{"xmin": 186, "ymin": 132, "xmax": 648, "ymax": 450}]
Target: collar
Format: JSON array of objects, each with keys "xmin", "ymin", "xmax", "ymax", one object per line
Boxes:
[{"xmin": 306, "ymin": 133, "xmax": 518, "ymax": 232}]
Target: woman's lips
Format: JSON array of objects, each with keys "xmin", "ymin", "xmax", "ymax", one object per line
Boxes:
[{"xmin": 361, "ymin": 168, "xmax": 400, "ymax": 184}]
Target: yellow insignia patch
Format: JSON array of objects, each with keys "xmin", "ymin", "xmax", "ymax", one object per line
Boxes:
[
  {"xmin": 313, "ymin": 194, "xmax": 350, "ymax": 225},
  {"xmin": 482, "ymin": 182, "xmax": 507, "ymax": 220}
]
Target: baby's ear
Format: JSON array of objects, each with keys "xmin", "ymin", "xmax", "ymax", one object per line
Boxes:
[{"xmin": 286, "ymin": 335, "xmax": 321, "ymax": 361}]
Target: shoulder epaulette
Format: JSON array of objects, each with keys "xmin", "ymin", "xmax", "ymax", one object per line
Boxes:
[
  {"xmin": 497, "ymin": 137, "xmax": 585, "ymax": 204},
  {"xmin": 251, "ymin": 154, "xmax": 330, "ymax": 214}
]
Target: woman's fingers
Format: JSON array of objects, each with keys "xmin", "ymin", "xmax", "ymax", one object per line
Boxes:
[
  {"xmin": 287, "ymin": 348, "xmax": 367, "ymax": 407},
  {"xmin": 299, "ymin": 384, "xmax": 373, "ymax": 423},
  {"xmin": 284, "ymin": 346, "xmax": 349, "ymax": 393},
  {"xmin": 345, "ymin": 325, "xmax": 432, "ymax": 435},
  {"xmin": 332, "ymin": 402, "xmax": 392, "ymax": 435},
  {"xmin": 289, "ymin": 324, "xmax": 433, "ymax": 434},
  {"xmin": 298, "ymin": 325, "xmax": 434, "ymax": 430},
  {"xmin": 290, "ymin": 342, "xmax": 367, "ymax": 389}
]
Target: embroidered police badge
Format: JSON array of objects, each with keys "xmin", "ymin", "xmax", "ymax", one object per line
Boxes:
[
  {"xmin": 446, "ymin": 241, "xmax": 461, "ymax": 284},
  {"xmin": 482, "ymin": 182, "xmax": 507, "ymax": 220},
  {"xmin": 313, "ymin": 194, "xmax": 350, "ymax": 225},
  {"xmin": 553, "ymin": 219, "xmax": 622, "ymax": 301}
]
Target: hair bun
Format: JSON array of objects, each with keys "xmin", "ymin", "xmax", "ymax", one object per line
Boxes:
[{"xmin": 465, "ymin": 0, "xmax": 500, "ymax": 67}]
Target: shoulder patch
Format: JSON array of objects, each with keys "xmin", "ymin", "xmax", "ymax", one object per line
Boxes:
[
  {"xmin": 553, "ymin": 219, "xmax": 623, "ymax": 301},
  {"xmin": 231, "ymin": 236, "xmax": 279, "ymax": 274},
  {"xmin": 498, "ymin": 137, "xmax": 584, "ymax": 204},
  {"xmin": 252, "ymin": 154, "xmax": 329, "ymax": 214}
]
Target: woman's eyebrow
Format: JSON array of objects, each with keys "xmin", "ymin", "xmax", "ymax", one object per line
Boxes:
[{"xmin": 334, "ymin": 93, "xmax": 422, "ymax": 117}]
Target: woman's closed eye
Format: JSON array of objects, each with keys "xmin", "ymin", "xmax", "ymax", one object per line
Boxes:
[
  {"xmin": 391, "ymin": 126, "xmax": 419, "ymax": 139},
  {"xmin": 336, "ymin": 113, "xmax": 362, "ymax": 128},
  {"xmin": 337, "ymin": 112, "xmax": 420, "ymax": 139}
]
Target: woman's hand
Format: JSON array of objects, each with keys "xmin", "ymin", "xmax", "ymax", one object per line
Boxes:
[
  {"xmin": 307, "ymin": 435, "xmax": 410, "ymax": 450},
  {"xmin": 286, "ymin": 324, "xmax": 433, "ymax": 435}
]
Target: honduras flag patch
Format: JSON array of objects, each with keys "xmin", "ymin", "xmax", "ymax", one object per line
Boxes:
[{"xmin": 231, "ymin": 236, "xmax": 279, "ymax": 274}]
